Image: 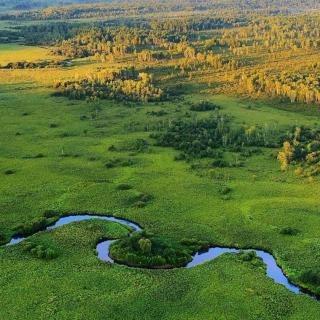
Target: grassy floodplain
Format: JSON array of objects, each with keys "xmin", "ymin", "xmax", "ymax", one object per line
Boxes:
[{"xmin": 1, "ymin": 1, "xmax": 320, "ymax": 319}]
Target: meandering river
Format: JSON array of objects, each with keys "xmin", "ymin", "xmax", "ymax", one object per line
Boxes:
[{"xmin": 4, "ymin": 214, "xmax": 315, "ymax": 299}]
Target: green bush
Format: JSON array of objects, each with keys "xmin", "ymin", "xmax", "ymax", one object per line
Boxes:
[
  {"xmin": 109, "ymin": 231, "xmax": 195, "ymax": 268},
  {"xmin": 105, "ymin": 158, "xmax": 135, "ymax": 169},
  {"xmin": 147, "ymin": 110, "xmax": 168, "ymax": 117},
  {"xmin": 14, "ymin": 217, "xmax": 49, "ymax": 236},
  {"xmin": 190, "ymin": 101, "xmax": 220, "ymax": 112},
  {"xmin": 218, "ymin": 186, "xmax": 232, "ymax": 195},
  {"xmin": 116, "ymin": 183, "xmax": 133, "ymax": 190},
  {"xmin": 134, "ymin": 201, "xmax": 147, "ymax": 208},
  {"xmin": 239, "ymin": 250, "xmax": 256, "ymax": 262},
  {"xmin": 212, "ymin": 159, "xmax": 230, "ymax": 168},
  {"xmin": 280, "ymin": 227, "xmax": 300, "ymax": 236},
  {"xmin": 4, "ymin": 169, "xmax": 15, "ymax": 175},
  {"xmin": 300, "ymin": 269, "xmax": 320, "ymax": 286},
  {"xmin": 43, "ymin": 210, "xmax": 59, "ymax": 219},
  {"xmin": 23, "ymin": 242, "xmax": 58, "ymax": 260}
]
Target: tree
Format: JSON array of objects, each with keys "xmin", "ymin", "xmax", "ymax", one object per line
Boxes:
[
  {"xmin": 277, "ymin": 141, "xmax": 294, "ymax": 171},
  {"xmin": 138, "ymin": 238, "xmax": 152, "ymax": 254}
]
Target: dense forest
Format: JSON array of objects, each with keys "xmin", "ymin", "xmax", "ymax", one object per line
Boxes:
[{"xmin": 1, "ymin": 0, "xmax": 320, "ymax": 16}]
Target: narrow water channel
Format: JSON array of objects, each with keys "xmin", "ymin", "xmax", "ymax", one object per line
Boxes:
[{"xmin": 4, "ymin": 214, "xmax": 314, "ymax": 298}]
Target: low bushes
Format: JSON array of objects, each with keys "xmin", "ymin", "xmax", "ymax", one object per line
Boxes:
[
  {"xmin": 131, "ymin": 193, "xmax": 152, "ymax": 208},
  {"xmin": 4, "ymin": 169, "xmax": 15, "ymax": 175},
  {"xmin": 109, "ymin": 232, "xmax": 206, "ymax": 268},
  {"xmin": 23, "ymin": 241, "xmax": 58, "ymax": 260},
  {"xmin": 218, "ymin": 186, "xmax": 232, "ymax": 195},
  {"xmin": 190, "ymin": 101, "xmax": 221, "ymax": 112},
  {"xmin": 0, "ymin": 231, "xmax": 5, "ymax": 243},
  {"xmin": 279, "ymin": 227, "xmax": 300, "ymax": 236},
  {"xmin": 116, "ymin": 183, "xmax": 133, "ymax": 191},
  {"xmin": 238, "ymin": 250, "xmax": 264, "ymax": 268},
  {"xmin": 146, "ymin": 110, "xmax": 168, "ymax": 117},
  {"xmin": 300, "ymin": 269, "xmax": 320, "ymax": 286},
  {"xmin": 13, "ymin": 213, "xmax": 57, "ymax": 237},
  {"xmin": 109, "ymin": 139, "xmax": 150, "ymax": 154},
  {"xmin": 105, "ymin": 158, "xmax": 136, "ymax": 169}
]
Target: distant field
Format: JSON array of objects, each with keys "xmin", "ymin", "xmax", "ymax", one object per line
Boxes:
[{"xmin": 0, "ymin": 44, "xmax": 62, "ymax": 65}]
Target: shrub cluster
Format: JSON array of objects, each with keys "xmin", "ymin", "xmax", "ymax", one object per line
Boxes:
[
  {"xmin": 23, "ymin": 242, "xmax": 58, "ymax": 260},
  {"xmin": 105, "ymin": 158, "xmax": 136, "ymax": 169},
  {"xmin": 131, "ymin": 193, "xmax": 152, "ymax": 208},
  {"xmin": 14, "ymin": 217, "xmax": 50, "ymax": 236},
  {"xmin": 190, "ymin": 101, "xmax": 221, "ymax": 112},
  {"xmin": 0, "ymin": 60, "xmax": 70, "ymax": 69},
  {"xmin": 278, "ymin": 126, "xmax": 320, "ymax": 175},
  {"xmin": 109, "ymin": 231, "xmax": 205, "ymax": 268},
  {"xmin": 53, "ymin": 67, "xmax": 164, "ymax": 102},
  {"xmin": 153, "ymin": 116, "xmax": 281, "ymax": 159},
  {"xmin": 300, "ymin": 269, "xmax": 320, "ymax": 286},
  {"xmin": 279, "ymin": 227, "xmax": 300, "ymax": 236},
  {"xmin": 108, "ymin": 139, "xmax": 150, "ymax": 154},
  {"xmin": 13, "ymin": 212, "xmax": 59, "ymax": 237},
  {"xmin": 4, "ymin": 169, "xmax": 15, "ymax": 175}
]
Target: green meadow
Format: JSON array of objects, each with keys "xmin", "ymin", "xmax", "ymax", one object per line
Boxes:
[{"xmin": 1, "ymin": 73, "xmax": 320, "ymax": 318}]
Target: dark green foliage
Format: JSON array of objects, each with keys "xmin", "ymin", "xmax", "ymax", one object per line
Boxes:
[
  {"xmin": 23, "ymin": 241, "xmax": 58, "ymax": 260},
  {"xmin": 146, "ymin": 110, "xmax": 168, "ymax": 117},
  {"xmin": 174, "ymin": 153, "xmax": 187, "ymax": 161},
  {"xmin": 80, "ymin": 115, "xmax": 88, "ymax": 121},
  {"xmin": 132, "ymin": 193, "xmax": 152, "ymax": 208},
  {"xmin": 190, "ymin": 101, "xmax": 220, "ymax": 112},
  {"xmin": 4, "ymin": 169, "xmax": 15, "ymax": 175},
  {"xmin": 279, "ymin": 227, "xmax": 300, "ymax": 236},
  {"xmin": 218, "ymin": 186, "xmax": 232, "ymax": 195},
  {"xmin": 43, "ymin": 210, "xmax": 59, "ymax": 219},
  {"xmin": 238, "ymin": 251, "xmax": 264, "ymax": 268},
  {"xmin": 116, "ymin": 183, "xmax": 133, "ymax": 190},
  {"xmin": 127, "ymin": 139, "xmax": 149, "ymax": 153},
  {"xmin": 300, "ymin": 269, "xmax": 320, "ymax": 286},
  {"xmin": 105, "ymin": 158, "xmax": 136, "ymax": 168},
  {"xmin": 180, "ymin": 238, "xmax": 209, "ymax": 251},
  {"xmin": 22, "ymin": 153, "xmax": 45, "ymax": 159},
  {"xmin": 240, "ymin": 148, "xmax": 263, "ymax": 158},
  {"xmin": 239, "ymin": 250, "xmax": 256, "ymax": 262},
  {"xmin": 34, "ymin": 153, "xmax": 45, "ymax": 158},
  {"xmin": 13, "ymin": 217, "xmax": 49, "ymax": 236},
  {"xmin": 212, "ymin": 159, "xmax": 230, "ymax": 168},
  {"xmin": 109, "ymin": 231, "xmax": 197, "ymax": 268},
  {"xmin": 134, "ymin": 200, "xmax": 146, "ymax": 208},
  {"xmin": 110, "ymin": 139, "xmax": 150, "ymax": 153},
  {"xmin": 154, "ymin": 116, "xmax": 281, "ymax": 159}
]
